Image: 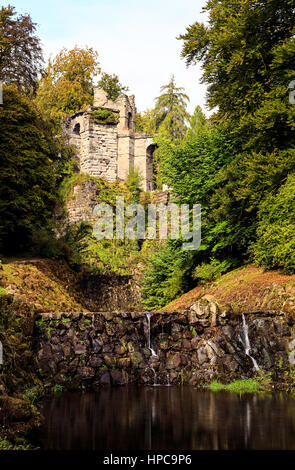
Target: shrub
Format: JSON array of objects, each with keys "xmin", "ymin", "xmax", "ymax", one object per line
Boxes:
[
  {"xmin": 141, "ymin": 239, "xmax": 195, "ymax": 309},
  {"xmin": 254, "ymin": 173, "xmax": 295, "ymax": 273},
  {"xmin": 91, "ymin": 108, "xmax": 119, "ymax": 125},
  {"xmin": 53, "ymin": 384, "xmax": 63, "ymax": 394},
  {"xmin": 193, "ymin": 259, "xmax": 232, "ymax": 284},
  {"xmin": 125, "ymin": 168, "xmax": 143, "ymax": 203},
  {"xmin": 32, "ymin": 223, "xmax": 92, "ymax": 270}
]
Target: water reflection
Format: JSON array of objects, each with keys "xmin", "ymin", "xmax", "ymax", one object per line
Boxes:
[{"xmin": 40, "ymin": 387, "xmax": 295, "ymax": 450}]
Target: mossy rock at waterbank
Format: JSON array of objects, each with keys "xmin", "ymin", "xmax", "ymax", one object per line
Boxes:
[
  {"xmin": 0, "ymin": 295, "xmax": 39, "ymax": 395},
  {"xmin": 0, "ymin": 395, "xmax": 43, "ymax": 433}
]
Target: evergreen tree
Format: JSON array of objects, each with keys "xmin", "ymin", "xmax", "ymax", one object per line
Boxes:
[
  {"xmin": 154, "ymin": 75, "xmax": 190, "ymax": 141},
  {"xmin": 179, "ymin": 0, "xmax": 295, "ymax": 141},
  {"xmin": 185, "ymin": 105, "xmax": 208, "ymax": 141}
]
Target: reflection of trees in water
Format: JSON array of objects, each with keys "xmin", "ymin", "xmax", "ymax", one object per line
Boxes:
[{"xmin": 40, "ymin": 388, "xmax": 295, "ymax": 450}]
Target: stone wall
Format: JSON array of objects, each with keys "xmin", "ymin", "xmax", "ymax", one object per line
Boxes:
[
  {"xmin": 62, "ymin": 180, "xmax": 176, "ymax": 231},
  {"xmin": 78, "ymin": 273, "xmax": 142, "ymax": 312},
  {"xmin": 65, "ymin": 180, "xmax": 98, "ymax": 227},
  {"xmin": 150, "ymin": 190, "xmax": 175, "ymax": 205},
  {"xmin": 34, "ymin": 298, "xmax": 295, "ymax": 390},
  {"xmin": 80, "ymin": 122, "xmax": 118, "ymax": 181},
  {"xmin": 134, "ymin": 137, "xmax": 155, "ymax": 191}
]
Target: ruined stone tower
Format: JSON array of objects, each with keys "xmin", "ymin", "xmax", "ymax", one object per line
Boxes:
[{"xmin": 63, "ymin": 87, "xmax": 156, "ymax": 191}]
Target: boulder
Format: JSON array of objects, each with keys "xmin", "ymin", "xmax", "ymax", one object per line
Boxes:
[
  {"xmin": 99, "ymin": 372, "xmax": 111, "ymax": 386},
  {"xmin": 77, "ymin": 366, "xmax": 95, "ymax": 380},
  {"xmin": 111, "ymin": 369, "xmax": 125, "ymax": 385}
]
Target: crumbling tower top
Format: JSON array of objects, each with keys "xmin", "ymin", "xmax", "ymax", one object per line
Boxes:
[{"xmin": 93, "ymin": 87, "xmax": 136, "ymax": 132}]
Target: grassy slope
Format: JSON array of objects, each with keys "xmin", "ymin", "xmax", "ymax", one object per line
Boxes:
[
  {"xmin": 162, "ymin": 265, "xmax": 295, "ymax": 313},
  {"xmin": 0, "ymin": 258, "xmax": 89, "ymax": 312}
]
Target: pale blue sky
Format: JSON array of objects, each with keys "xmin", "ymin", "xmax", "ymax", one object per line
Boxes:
[{"xmin": 4, "ymin": 0, "xmax": 208, "ymax": 113}]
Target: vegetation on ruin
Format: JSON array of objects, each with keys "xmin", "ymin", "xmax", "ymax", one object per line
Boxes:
[{"xmin": 91, "ymin": 108, "xmax": 119, "ymax": 125}]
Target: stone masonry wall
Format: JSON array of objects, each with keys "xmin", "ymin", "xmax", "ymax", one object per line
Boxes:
[
  {"xmin": 34, "ymin": 298, "xmax": 295, "ymax": 390},
  {"xmin": 80, "ymin": 123, "xmax": 118, "ymax": 181},
  {"xmin": 63, "ymin": 88, "xmax": 155, "ymax": 191}
]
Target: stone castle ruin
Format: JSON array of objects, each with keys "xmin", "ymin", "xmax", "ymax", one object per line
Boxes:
[{"xmin": 63, "ymin": 87, "xmax": 156, "ymax": 191}]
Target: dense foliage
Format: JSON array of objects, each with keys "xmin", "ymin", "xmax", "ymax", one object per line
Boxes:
[
  {"xmin": 2, "ymin": 2, "xmax": 295, "ymax": 309},
  {"xmin": 0, "ymin": 86, "xmax": 57, "ymax": 251},
  {"xmin": 36, "ymin": 46, "xmax": 100, "ymax": 123},
  {"xmin": 254, "ymin": 174, "xmax": 295, "ymax": 273},
  {"xmin": 0, "ymin": 5, "xmax": 43, "ymax": 91},
  {"xmin": 98, "ymin": 72, "xmax": 129, "ymax": 101},
  {"xmin": 142, "ymin": 0, "xmax": 295, "ymax": 307}
]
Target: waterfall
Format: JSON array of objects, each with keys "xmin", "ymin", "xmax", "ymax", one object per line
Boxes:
[
  {"xmin": 241, "ymin": 314, "xmax": 260, "ymax": 371},
  {"xmin": 145, "ymin": 312, "xmax": 158, "ymax": 357},
  {"xmin": 145, "ymin": 313, "xmax": 159, "ymax": 386},
  {"xmin": 151, "ymin": 366, "xmax": 157, "ymax": 386}
]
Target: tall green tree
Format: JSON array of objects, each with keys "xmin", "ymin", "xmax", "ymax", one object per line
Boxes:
[
  {"xmin": 154, "ymin": 75, "xmax": 190, "ymax": 141},
  {"xmin": 98, "ymin": 72, "xmax": 129, "ymax": 101},
  {"xmin": 0, "ymin": 5, "xmax": 43, "ymax": 91},
  {"xmin": 185, "ymin": 105, "xmax": 208, "ymax": 141},
  {"xmin": 0, "ymin": 85, "xmax": 63, "ymax": 252},
  {"xmin": 179, "ymin": 0, "xmax": 295, "ymax": 142},
  {"xmin": 36, "ymin": 46, "xmax": 100, "ymax": 123},
  {"xmin": 178, "ymin": 0, "xmax": 295, "ymax": 261}
]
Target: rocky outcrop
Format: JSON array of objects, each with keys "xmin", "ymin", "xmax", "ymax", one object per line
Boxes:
[{"xmin": 34, "ymin": 296, "xmax": 295, "ymax": 389}]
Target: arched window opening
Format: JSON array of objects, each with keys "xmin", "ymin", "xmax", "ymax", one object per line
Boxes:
[
  {"xmin": 73, "ymin": 123, "xmax": 81, "ymax": 135},
  {"xmin": 146, "ymin": 143, "xmax": 158, "ymax": 191}
]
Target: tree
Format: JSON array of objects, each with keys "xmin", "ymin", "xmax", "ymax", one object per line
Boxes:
[
  {"xmin": 185, "ymin": 105, "xmax": 208, "ymax": 141},
  {"xmin": 254, "ymin": 173, "xmax": 295, "ymax": 273},
  {"xmin": 0, "ymin": 85, "xmax": 61, "ymax": 252},
  {"xmin": 36, "ymin": 46, "xmax": 100, "ymax": 123},
  {"xmin": 161, "ymin": 127, "xmax": 235, "ymax": 206},
  {"xmin": 0, "ymin": 5, "xmax": 43, "ymax": 91},
  {"xmin": 142, "ymin": 239, "xmax": 195, "ymax": 309},
  {"xmin": 178, "ymin": 0, "xmax": 295, "ymax": 259},
  {"xmin": 135, "ymin": 108, "xmax": 156, "ymax": 134},
  {"xmin": 154, "ymin": 75, "xmax": 190, "ymax": 141},
  {"xmin": 98, "ymin": 72, "xmax": 129, "ymax": 101},
  {"xmin": 179, "ymin": 0, "xmax": 295, "ymax": 140}
]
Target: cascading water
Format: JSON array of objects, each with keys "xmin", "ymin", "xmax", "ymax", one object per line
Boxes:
[
  {"xmin": 241, "ymin": 314, "xmax": 260, "ymax": 371},
  {"xmin": 151, "ymin": 366, "xmax": 157, "ymax": 386},
  {"xmin": 145, "ymin": 313, "xmax": 159, "ymax": 385},
  {"xmin": 145, "ymin": 312, "xmax": 158, "ymax": 357}
]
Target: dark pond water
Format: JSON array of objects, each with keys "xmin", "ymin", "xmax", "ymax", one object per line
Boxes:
[{"xmin": 39, "ymin": 386, "xmax": 295, "ymax": 450}]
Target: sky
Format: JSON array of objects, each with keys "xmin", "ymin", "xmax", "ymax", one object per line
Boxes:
[{"xmin": 4, "ymin": 0, "xmax": 208, "ymax": 113}]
